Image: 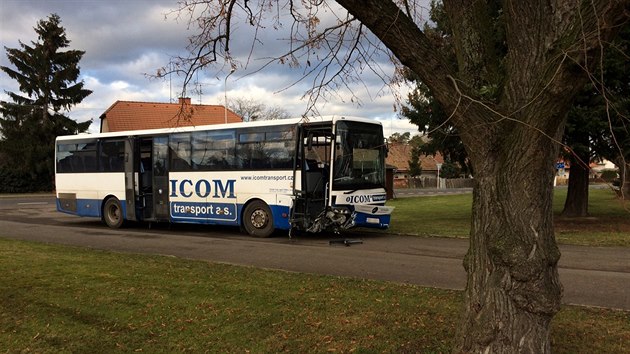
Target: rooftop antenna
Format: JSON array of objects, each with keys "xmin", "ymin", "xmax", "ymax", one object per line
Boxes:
[
  {"xmin": 391, "ymin": 113, "xmax": 393, "ymax": 139},
  {"xmin": 169, "ymin": 63, "xmax": 173, "ymax": 103},
  {"xmin": 224, "ymin": 67, "xmax": 236, "ymax": 123},
  {"xmin": 196, "ymin": 70, "xmax": 202, "ymax": 104}
]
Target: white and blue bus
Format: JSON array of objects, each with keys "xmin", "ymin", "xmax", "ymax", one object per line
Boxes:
[{"xmin": 55, "ymin": 116, "xmax": 393, "ymax": 237}]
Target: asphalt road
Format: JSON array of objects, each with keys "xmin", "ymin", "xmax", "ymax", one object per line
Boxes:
[{"xmin": 0, "ymin": 195, "xmax": 628, "ymax": 311}]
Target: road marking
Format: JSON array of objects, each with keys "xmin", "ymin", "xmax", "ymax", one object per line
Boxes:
[{"xmin": 17, "ymin": 202, "xmax": 49, "ymax": 205}]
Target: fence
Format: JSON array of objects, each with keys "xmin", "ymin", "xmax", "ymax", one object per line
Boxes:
[{"xmin": 393, "ymin": 177, "xmax": 474, "ymax": 189}]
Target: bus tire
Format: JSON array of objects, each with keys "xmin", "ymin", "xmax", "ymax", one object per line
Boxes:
[
  {"xmin": 103, "ymin": 197, "xmax": 124, "ymax": 229},
  {"xmin": 243, "ymin": 200, "xmax": 274, "ymax": 238}
]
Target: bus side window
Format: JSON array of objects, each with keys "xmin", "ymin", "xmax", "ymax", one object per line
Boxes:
[
  {"xmin": 56, "ymin": 143, "xmax": 75, "ymax": 173},
  {"xmin": 154, "ymin": 161, "xmax": 165, "ymax": 175},
  {"xmin": 69, "ymin": 155, "xmax": 84, "ymax": 172},
  {"xmin": 153, "ymin": 137, "xmax": 168, "ymax": 176},
  {"xmin": 110, "ymin": 157, "xmax": 123, "ymax": 171},
  {"xmin": 84, "ymin": 155, "xmax": 97, "ymax": 171},
  {"xmin": 99, "ymin": 140, "xmax": 125, "ymax": 172},
  {"xmin": 169, "ymin": 158, "xmax": 185, "ymax": 171},
  {"xmin": 169, "ymin": 133, "xmax": 192, "ymax": 171}
]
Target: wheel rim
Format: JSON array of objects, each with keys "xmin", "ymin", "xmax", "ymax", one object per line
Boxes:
[
  {"xmin": 108, "ymin": 204, "xmax": 120, "ymax": 224},
  {"xmin": 250, "ymin": 209, "xmax": 268, "ymax": 229}
]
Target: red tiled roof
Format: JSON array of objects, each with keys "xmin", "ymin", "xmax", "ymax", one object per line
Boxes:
[
  {"xmin": 386, "ymin": 143, "xmax": 413, "ymax": 171},
  {"xmin": 100, "ymin": 98, "xmax": 242, "ymax": 132},
  {"xmin": 386, "ymin": 143, "xmax": 444, "ymax": 171}
]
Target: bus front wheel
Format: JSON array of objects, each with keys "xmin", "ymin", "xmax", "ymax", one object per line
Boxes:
[
  {"xmin": 243, "ymin": 200, "xmax": 274, "ymax": 237},
  {"xmin": 103, "ymin": 198, "xmax": 124, "ymax": 229}
]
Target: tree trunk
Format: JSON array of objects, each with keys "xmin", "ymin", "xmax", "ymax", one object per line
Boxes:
[
  {"xmin": 331, "ymin": 1, "xmax": 627, "ymax": 352},
  {"xmin": 562, "ymin": 153, "xmax": 590, "ymax": 217},
  {"xmin": 615, "ymin": 157, "xmax": 630, "ymax": 200},
  {"xmin": 458, "ymin": 124, "xmax": 563, "ymax": 353}
]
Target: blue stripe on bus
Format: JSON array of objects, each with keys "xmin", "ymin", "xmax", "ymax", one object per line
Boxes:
[
  {"xmin": 270, "ymin": 204, "xmax": 291, "ymax": 230},
  {"xmin": 78, "ymin": 199, "xmax": 102, "ymax": 217},
  {"xmin": 170, "ymin": 203, "xmax": 290, "ymax": 230},
  {"xmin": 353, "ymin": 211, "xmax": 391, "ymax": 229},
  {"xmin": 167, "ymin": 217, "xmax": 240, "ymax": 226},
  {"xmin": 233, "ymin": 204, "xmax": 291, "ymax": 230},
  {"xmin": 171, "ymin": 201, "xmax": 238, "ymax": 221},
  {"xmin": 58, "ymin": 198, "xmax": 290, "ymax": 231},
  {"xmin": 56, "ymin": 198, "xmax": 103, "ymax": 217}
]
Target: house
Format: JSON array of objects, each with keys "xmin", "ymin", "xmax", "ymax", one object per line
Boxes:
[
  {"xmin": 99, "ymin": 97, "xmax": 242, "ymax": 133},
  {"xmin": 590, "ymin": 159, "xmax": 618, "ymax": 178},
  {"xmin": 386, "ymin": 143, "xmax": 444, "ymax": 179}
]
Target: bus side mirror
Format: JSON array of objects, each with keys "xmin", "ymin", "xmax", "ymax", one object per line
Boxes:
[
  {"xmin": 307, "ymin": 133, "xmax": 313, "ymax": 151},
  {"xmin": 384, "ymin": 139, "xmax": 389, "ymax": 157}
]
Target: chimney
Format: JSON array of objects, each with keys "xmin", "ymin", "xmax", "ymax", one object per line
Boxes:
[{"xmin": 178, "ymin": 97, "xmax": 191, "ymax": 105}]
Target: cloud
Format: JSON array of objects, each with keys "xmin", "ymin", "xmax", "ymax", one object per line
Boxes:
[
  {"xmin": 1, "ymin": 0, "xmax": 416, "ymax": 136},
  {"xmin": 377, "ymin": 117, "xmax": 421, "ymax": 138}
]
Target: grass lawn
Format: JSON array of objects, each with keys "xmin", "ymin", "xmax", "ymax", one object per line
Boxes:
[
  {"xmin": 386, "ymin": 188, "xmax": 630, "ymax": 247},
  {"xmin": 1, "ymin": 239, "xmax": 628, "ymax": 353}
]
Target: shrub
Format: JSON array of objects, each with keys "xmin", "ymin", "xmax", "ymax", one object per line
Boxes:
[
  {"xmin": 600, "ymin": 169, "xmax": 619, "ymax": 182},
  {"xmin": 0, "ymin": 168, "xmax": 52, "ymax": 193}
]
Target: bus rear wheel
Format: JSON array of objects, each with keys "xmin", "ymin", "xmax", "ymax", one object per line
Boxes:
[
  {"xmin": 243, "ymin": 200, "xmax": 274, "ymax": 238},
  {"xmin": 103, "ymin": 197, "xmax": 124, "ymax": 229}
]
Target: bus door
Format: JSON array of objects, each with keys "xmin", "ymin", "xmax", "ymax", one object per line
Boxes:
[
  {"xmin": 291, "ymin": 124, "xmax": 333, "ymax": 230},
  {"xmin": 152, "ymin": 136, "xmax": 169, "ymax": 221},
  {"xmin": 124, "ymin": 137, "xmax": 170, "ymax": 222},
  {"xmin": 137, "ymin": 138, "xmax": 154, "ymax": 220},
  {"xmin": 124, "ymin": 138, "xmax": 137, "ymax": 222}
]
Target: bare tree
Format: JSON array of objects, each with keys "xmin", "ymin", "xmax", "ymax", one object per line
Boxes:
[
  {"xmin": 388, "ymin": 132, "xmax": 411, "ymax": 144},
  {"xmin": 229, "ymin": 97, "xmax": 290, "ymax": 121},
  {"xmin": 163, "ymin": 1, "xmax": 630, "ymax": 351}
]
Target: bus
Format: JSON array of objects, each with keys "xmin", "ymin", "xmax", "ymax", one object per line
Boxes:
[{"xmin": 55, "ymin": 116, "xmax": 393, "ymax": 237}]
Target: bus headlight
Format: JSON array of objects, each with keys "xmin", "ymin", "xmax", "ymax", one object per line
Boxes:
[{"xmin": 332, "ymin": 207, "xmax": 350, "ymax": 214}]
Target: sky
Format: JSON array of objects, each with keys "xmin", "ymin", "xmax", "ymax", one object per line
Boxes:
[{"xmin": 0, "ymin": 0, "xmax": 421, "ymax": 136}]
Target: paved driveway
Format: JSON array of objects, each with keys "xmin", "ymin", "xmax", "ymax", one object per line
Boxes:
[{"xmin": 0, "ymin": 201, "xmax": 628, "ymax": 310}]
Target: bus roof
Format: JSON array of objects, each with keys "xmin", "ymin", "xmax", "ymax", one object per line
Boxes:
[{"xmin": 56, "ymin": 115, "xmax": 382, "ymax": 142}]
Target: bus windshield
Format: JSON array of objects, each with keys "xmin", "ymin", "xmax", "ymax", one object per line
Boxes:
[{"xmin": 332, "ymin": 121, "xmax": 385, "ymax": 190}]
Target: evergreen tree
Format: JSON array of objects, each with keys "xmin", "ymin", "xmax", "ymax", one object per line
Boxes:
[
  {"xmin": 0, "ymin": 14, "xmax": 92, "ymax": 191},
  {"xmin": 589, "ymin": 25, "xmax": 630, "ymax": 200},
  {"xmin": 439, "ymin": 159, "xmax": 461, "ymax": 179},
  {"xmin": 561, "ymin": 23, "xmax": 630, "ymax": 213},
  {"xmin": 402, "ymin": 2, "xmax": 628, "ymax": 209},
  {"xmin": 406, "ymin": 134, "xmax": 423, "ymax": 177},
  {"xmin": 399, "ymin": 2, "xmax": 472, "ymax": 177},
  {"xmin": 401, "ymin": 81, "xmax": 473, "ymax": 176},
  {"xmin": 407, "ymin": 145, "xmax": 422, "ymax": 177}
]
